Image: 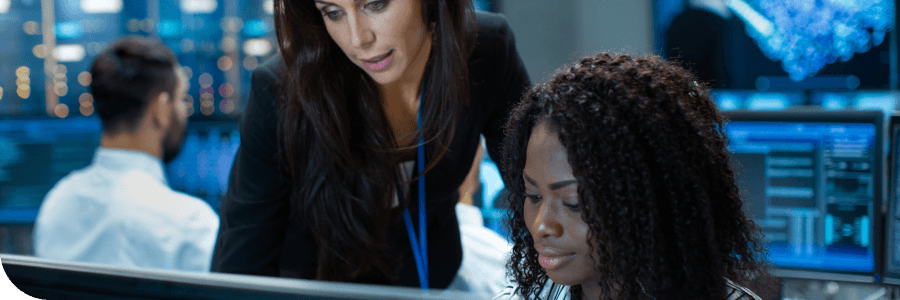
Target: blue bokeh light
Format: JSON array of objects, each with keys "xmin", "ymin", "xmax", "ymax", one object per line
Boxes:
[{"xmin": 736, "ymin": 0, "xmax": 895, "ymax": 81}]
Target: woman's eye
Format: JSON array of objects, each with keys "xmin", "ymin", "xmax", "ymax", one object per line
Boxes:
[
  {"xmin": 365, "ymin": 0, "xmax": 388, "ymax": 11},
  {"xmin": 563, "ymin": 202, "xmax": 582, "ymax": 211},
  {"xmin": 563, "ymin": 196, "xmax": 582, "ymax": 211},
  {"xmin": 524, "ymin": 194, "xmax": 541, "ymax": 204},
  {"xmin": 322, "ymin": 8, "xmax": 342, "ymax": 20}
]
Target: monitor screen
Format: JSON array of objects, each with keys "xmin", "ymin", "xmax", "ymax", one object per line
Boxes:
[
  {"xmin": 883, "ymin": 115, "xmax": 900, "ymax": 284},
  {"xmin": 725, "ymin": 110, "xmax": 883, "ymax": 282},
  {"xmin": 166, "ymin": 120, "xmax": 240, "ymax": 213},
  {"xmin": 0, "ymin": 117, "xmax": 101, "ymax": 223}
]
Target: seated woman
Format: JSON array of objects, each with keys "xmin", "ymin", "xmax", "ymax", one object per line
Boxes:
[{"xmin": 495, "ymin": 53, "xmax": 773, "ymax": 300}]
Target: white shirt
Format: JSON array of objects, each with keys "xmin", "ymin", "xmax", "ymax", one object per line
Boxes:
[
  {"xmin": 447, "ymin": 202, "xmax": 513, "ymax": 299},
  {"xmin": 33, "ymin": 147, "xmax": 219, "ymax": 272},
  {"xmin": 493, "ymin": 278, "xmax": 762, "ymax": 300}
]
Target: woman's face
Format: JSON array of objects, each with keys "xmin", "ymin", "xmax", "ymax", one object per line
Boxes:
[
  {"xmin": 523, "ymin": 122, "xmax": 601, "ymax": 286},
  {"xmin": 315, "ymin": 0, "xmax": 431, "ymax": 86}
]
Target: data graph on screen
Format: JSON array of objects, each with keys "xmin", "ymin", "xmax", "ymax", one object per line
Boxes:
[
  {"xmin": 166, "ymin": 120, "xmax": 239, "ymax": 213},
  {"xmin": 725, "ymin": 111, "xmax": 882, "ymax": 281},
  {"xmin": 0, "ymin": 117, "xmax": 101, "ymax": 223}
]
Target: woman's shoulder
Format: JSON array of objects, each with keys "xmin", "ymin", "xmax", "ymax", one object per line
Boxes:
[
  {"xmin": 473, "ymin": 11, "xmax": 515, "ymax": 54},
  {"xmin": 242, "ymin": 55, "xmax": 285, "ymax": 121},
  {"xmin": 251, "ymin": 55, "xmax": 284, "ymax": 86},
  {"xmin": 474, "ymin": 11, "xmax": 513, "ymax": 37}
]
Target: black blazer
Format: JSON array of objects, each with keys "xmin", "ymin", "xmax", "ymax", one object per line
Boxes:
[{"xmin": 210, "ymin": 11, "xmax": 530, "ymax": 289}]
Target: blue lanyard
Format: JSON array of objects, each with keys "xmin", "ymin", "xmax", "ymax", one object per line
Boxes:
[{"xmin": 402, "ymin": 76, "xmax": 428, "ymax": 290}]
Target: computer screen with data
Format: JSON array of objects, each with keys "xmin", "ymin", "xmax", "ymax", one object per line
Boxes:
[
  {"xmin": 166, "ymin": 120, "xmax": 240, "ymax": 213},
  {"xmin": 0, "ymin": 117, "xmax": 102, "ymax": 223},
  {"xmin": 725, "ymin": 111, "xmax": 883, "ymax": 282},
  {"xmin": 883, "ymin": 115, "xmax": 900, "ymax": 285}
]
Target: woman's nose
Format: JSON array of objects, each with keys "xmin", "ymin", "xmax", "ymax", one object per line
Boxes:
[
  {"xmin": 348, "ymin": 14, "xmax": 375, "ymax": 48},
  {"xmin": 532, "ymin": 203, "xmax": 563, "ymax": 238}
]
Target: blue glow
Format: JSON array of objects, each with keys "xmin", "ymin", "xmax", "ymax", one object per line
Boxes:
[
  {"xmin": 55, "ymin": 21, "xmax": 83, "ymax": 39},
  {"xmin": 747, "ymin": 93, "xmax": 789, "ymax": 110},
  {"xmin": 242, "ymin": 19, "xmax": 268, "ymax": 37},
  {"xmin": 732, "ymin": 0, "xmax": 895, "ymax": 81},
  {"xmin": 715, "ymin": 92, "xmax": 743, "ymax": 111},
  {"xmin": 158, "ymin": 19, "xmax": 181, "ymax": 37},
  {"xmin": 811, "ymin": 91, "xmax": 898, "ymax": 113},
  {"xmin": 767, "ymin": 243, "xmax": 874, "ymax": 272},
  {"xmin": 480, "ymin": 159, "xmax": 504, "ymax": 209},
  {"xmin": 822, "ymin": 94, "xmax": 850, "ymax": 110},
  {"xmin": 854, "ymin": 92, "xmax": 897, "ymax": 113},
  {"xmin": 711, "ymin": 90, "xmax": 805, "ymax": 111},
  {"xmin": 861, "ymin": 216, "xmax": 870, "ymax": 247},
  {"xmin": 473, "ymin": 0, "xmax": 492, "ymax": 12}
]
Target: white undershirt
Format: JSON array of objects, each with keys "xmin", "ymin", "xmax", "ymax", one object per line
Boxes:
[{"xmin": 393, "ymin": 160, "xmax": 416, "ymax": 208}]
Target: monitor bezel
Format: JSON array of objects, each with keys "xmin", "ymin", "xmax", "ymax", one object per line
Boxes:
[
  {"xmin": 881, "ymin": 114, "xmax": 900, "ymax": 284},
  {"xmin": 724, "ymin": 109, "xmax": 885, "ymax": 283},
  {"xmin": 2, "ymin": 254, "xmax": 474, "ymax": 299}
]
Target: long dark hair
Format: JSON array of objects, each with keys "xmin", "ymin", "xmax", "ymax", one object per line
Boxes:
[
  {"xmin": 503, "ymin": 53, "xmax": 772, "ymax": 299},
  {"xmin": 272, "ymin": 0, "xmax": 475, "ymax": 281}
]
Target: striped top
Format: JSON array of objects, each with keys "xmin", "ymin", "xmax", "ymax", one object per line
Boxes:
[{"xmin": 493, "ymin": 278, "xmax": 762, "ymax": 300}]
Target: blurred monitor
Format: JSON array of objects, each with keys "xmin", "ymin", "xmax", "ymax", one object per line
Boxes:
[
  {"xmin": 3, "ymin": 254, "xmax": 473, "ymax": 300},
  {"xmin": 711, "ymin": 90, "xmax": 806, "ymax": 111},
  {"xmin": 473, "ymin": 0, "xmax": 498, "ymax": 12},
  {"xmin": 655, "ymin": 0, "xmax": 895, "ymax": 89},
  {"xmin": 166, "ymin": 119, "xmax": 240, "ymax": 213},
  {"xmin": 883, "ymin": 114, "xmax": 900, "ymax": 285},
  {"xmin": 810, "ymin": 91, "xmax": 900, "ymax": 113},
  {"xmin": 0, "ymin": 117, "xmax": 101, "ymax": 223},
  {"xmin": 725, "ymin": 110, "xmax": 883, "ymax": 282}
]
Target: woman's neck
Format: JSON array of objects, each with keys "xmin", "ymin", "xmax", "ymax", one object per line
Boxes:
[
  {"xmin": 380, "ymin": 35, "xmax": 432, "ymax": 110},
  {"xmin": 379, "ymin": 35, "xmax": 432, "ymax": 146}
]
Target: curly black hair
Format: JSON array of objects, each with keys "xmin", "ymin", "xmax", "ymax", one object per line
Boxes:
[{"xmin": 502, "ymin": 53, "xmax": 771, "ymax": 300}]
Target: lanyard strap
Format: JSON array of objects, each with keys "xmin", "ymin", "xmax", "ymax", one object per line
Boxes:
[{"xmin": 403, "ymin": 76, "xmax": 428, "ymax": 290}]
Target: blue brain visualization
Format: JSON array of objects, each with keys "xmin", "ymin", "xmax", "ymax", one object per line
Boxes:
[{"xmin": 741, "ymin": 0, "xmax": 895, "ymax": 81}]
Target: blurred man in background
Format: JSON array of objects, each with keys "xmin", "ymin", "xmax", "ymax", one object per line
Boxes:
[{"xmin": 33, "ymin": 36, "xmax": 219, "ymax": 272}]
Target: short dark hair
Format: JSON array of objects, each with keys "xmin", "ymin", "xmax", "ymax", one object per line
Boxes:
[
  {"xmin": 503, "ymin": 53, "xmax": 772, "ymax": 299},
  {"xmin": 90, "ymin": 36, "xmax": 179, "ymax": 134}
]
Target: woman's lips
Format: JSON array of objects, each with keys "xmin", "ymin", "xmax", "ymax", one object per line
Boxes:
[
  {"xmin": 538, "ymin": 254, "xmax": 574, "ymax": 270},
  {"xmin": 362, "ymin": 50, "xmax": 393, "ymax": 72}
]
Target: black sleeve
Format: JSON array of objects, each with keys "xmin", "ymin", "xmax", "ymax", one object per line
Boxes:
[
  {"xmin": 480, "ymin": 15, "xmax": 530, "ymax": 182},
  {"xmin": 210, "ymin": 62, "xmax": 291, "ymax": 276}
]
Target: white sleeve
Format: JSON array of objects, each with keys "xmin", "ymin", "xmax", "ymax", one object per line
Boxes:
[
  {"xmin": 451, "ymin": 203, "xmax": 514, "ymax": 298},
  {"xmin": 493, "ymin": 283, "xmax": 524, "ymax": 300},
  {"xmin": 492, "ymin": 279, "xmax": 571, "ymax": 300},
  {"xmin": 177, "ymin": 204, "xmax": 220, "ymax": 272}
]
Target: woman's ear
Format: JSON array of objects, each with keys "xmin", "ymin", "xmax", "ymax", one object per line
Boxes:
[{"xmin": 149, "ymin": 91, "xmax": 172, "ymax": 130}]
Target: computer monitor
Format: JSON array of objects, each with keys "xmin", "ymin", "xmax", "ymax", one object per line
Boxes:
[
  {"xmin": 0, "ymin": 117, "xmax": 102, "ymax": 223},
  {"xmin": 2, "ymin": 254, "xmax": 476, "ymax": 300},
  {"xmin": 166, "ymin": 119, "xmax": 240, "ymax": 213},
  {"xmin": 724, "ymin": 110, "xmax": 884, "ymax": 282},
  {"xmin": 882, "ymin": 114, "xmax": 900, "ymax": 285}
]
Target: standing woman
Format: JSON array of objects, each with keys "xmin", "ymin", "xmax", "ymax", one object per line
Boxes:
[{"xmin": 210, "ymin": 0, "xmax": 530, "ymax": 290}]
